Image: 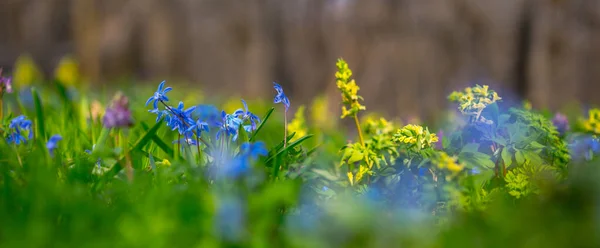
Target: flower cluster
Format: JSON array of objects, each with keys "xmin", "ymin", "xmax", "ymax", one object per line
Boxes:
[
  {"xmin": 448, "ymin": 84, "xmax": 501, "ymax": 119},
  {"xmin": 103, "ymin": 92, "xmax": 134, "ymax": 128},
  {"xmin": 435, "ymin": 151, "xmax": 464, "ymax": 173},
  {"xmin": 581, "ymin": 108, "xmax": 600, "ymax": 136},
  {"xmin": 0, "ymin": 68, "xmax": 12, "ymax": 96},
  {"xmin": 363, "ymin": 115, "xmax": 396, "ymax": 136},
  {"xmin": 146, "ymin": 81, "xmax": 261, "ymax": 145},
  {"xmin": 552, "ymin": 113, "xmax": 570, "ymax": 136},
  {"xmin": 287, "ymin": 106, "xmax": 307, "ymax": 142},
  {"xmin": 219, "ymin": 142, "xmax": 268, "ymax": 178},
  {"xmin": 393, "ymin": 124, "xmax": 439, "ymax": 149},
  {"xmin": 6, "ymin": 115, "xmax": 32, "ymax": 144},
  {"xmin": 335, "ymin": 59, "xmax": 365, "ymax": 119}
]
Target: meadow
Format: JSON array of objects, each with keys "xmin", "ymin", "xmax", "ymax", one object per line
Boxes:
[{"xmin": 1, "ymin": 56, "xmax": 600, "ymax": 247}]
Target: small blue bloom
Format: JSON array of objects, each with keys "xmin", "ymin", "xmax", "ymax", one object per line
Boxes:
[
  {"xmin": 7, "ymin": 115, "xmax": 32, "ymax": 145},
  {"xmin": 46, "ymin": 134, "xmax": 62, "ymax": 157},
  {"xmin": 234, "ymin": 99, "xmax": 261, "ymax": 131},
  {"xmin": 149, "ymin": 108, "xmax": 171, "ymax": 123},
  {"xmin": 145, "ymin": 81, "xmax": 172, "ymax": 110},
  {"xmin": 471, "ymin": 168, "xmax": 481, "ymax": 175},
  {"xmin": 167, "ymin": 101, "xmax": 196, "ymax": 134},
  {"xmin": 273, "ymin": 82, "xmax": 290, "ymax": 112},
  {"xmin": 216, "ymin": 111, "xmax": 242, "ymax": 141},
  {"xmin": 195, "ymin": 104, "xmax": 221, "ymax": 126},
  {"xmin": 418, "ymin": 167, "xmax": 428, "ymax": 176},
  {"xmin": 239, "ymin": 141, "xmax": 268, "ymax": 160},
  {"xmin": 322, "ymin": 186, "xmax": 329, "ymax": 191},
  {"xmin": 187, "ymin": 118, "xmax": 210, "ymax": 137}
]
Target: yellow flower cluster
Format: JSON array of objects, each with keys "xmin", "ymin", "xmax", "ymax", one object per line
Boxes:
[
  {"xmin": 448, "ymin": 85, "xmax": 501, "ymax": 118},
  {"xmin": 347, "ymin": 165, "xmax": 370, "ymax": 186},
  {"xmin": 335, "ymin": 59, "xmax": 365, "ymax": 119},
  {"xmin": 582, "ymin": 108, "xmax": 600, "ymax": 135},
  {"xmin": 436, "ymin": 151, "xmax": 464, "ymax": 173},
  {"xmin": 287, "ymin": 105, "xmax": 308, "ymax": 142},
  {"xmin": 393, "ymin": 124, "xmax": 439, "ymax": 149},
  {"xmin": 363, "ymin": 114, "xmax": 396, "ymax": 136},
  {"xmin": 310, "ymin": 95, "xmax": 335, "ymax": 129},
  {"xmin": 54, "ymin": 56, "xmax": 81, "ymax": 88},
  {"xmin": 12, "ymin": 54, "xmax": 43, "ymax": 88}
]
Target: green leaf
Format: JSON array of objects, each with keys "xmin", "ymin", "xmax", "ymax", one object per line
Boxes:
[
  {"xmin": 515, "ymin": 150, "xmax": 525, "ymax": 165},
  {"xmin": 459, "ymin": 151, "xmax": 495, "ymax": 169},
  {"xmin": 266, "ymin": 135, "xmax": 314, "ymax": 164},
  {"xmin": 312, "ymin": 169, "xmax": 339, "ymax": 181},
  {"xmin": 31, "ymin": 87, "xmax": 46, "ymax": 140},
  {"xmin": 141, "ymin": 122, "xmax": 174, "ymax": 158},
  {"xmin": 461, "ymin": 143, "xmax": 480, "ymax": 153},
  {"xmin": 347, "ymin": 150, "xmax": 364, "ymax": 164},
  {"xmin": 249, "ymin": 107, "xmax": 274, "ymax": 141},
  {"xmin": 501, "ymin": 147, "xmax": 512, "ymax": 168}
]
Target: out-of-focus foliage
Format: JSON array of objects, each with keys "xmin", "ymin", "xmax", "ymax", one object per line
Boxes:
[{"xmin": 0, "ymin": 58, "xmax": 600, "ymax": 247}]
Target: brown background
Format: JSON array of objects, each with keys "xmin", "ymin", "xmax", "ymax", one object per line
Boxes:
[{"xmin": 1, "ymin": 0, "xmax": 600, "ymax": 120}]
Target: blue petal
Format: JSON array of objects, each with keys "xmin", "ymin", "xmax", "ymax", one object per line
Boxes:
[
  {"xmin": 158, "ymin": 81, "xmax": 165, "ymax": 91},
  {"xmin": 145, "ymin": 97, "xmax": 154, "ymax": 107},
  {"xmin": 241, "ymin": 99, "xmax": 248, "ymax": 113},
  {"xmin": 162, "ymin": 87, "xmax": 173, "ymax": 94}
]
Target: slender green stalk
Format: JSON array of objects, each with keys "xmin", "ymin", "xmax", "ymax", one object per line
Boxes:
[
  {"xmin": 0, "ymin": 98, "xmax": 3, "ymax": 123},
  {"xmin": 284, "ymin": 110, "xmax": 288, "ymax": 148},
  {"xmin": 353, "ymin": 114, "xmax": 365, "ymax": 146}
]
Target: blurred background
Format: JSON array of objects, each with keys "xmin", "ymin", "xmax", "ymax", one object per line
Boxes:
[{"xmin": 1, "ymin": 0, "xmax": 600, "ymax": 120}]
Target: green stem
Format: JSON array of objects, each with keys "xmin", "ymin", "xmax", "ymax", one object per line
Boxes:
[
  {"xmin": 0, "ymin": 98, "xmax": 3, "ymax": 123},
  {"xmin": 353, "ymin": 114, "xmax": 365, "ymax": 146},
  {"xmin": 284, "ymin": 110, "xmax": 288, "ymax": 148}
]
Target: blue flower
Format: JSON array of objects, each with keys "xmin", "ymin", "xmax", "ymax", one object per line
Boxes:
[
  {"xmin": 234, "ymin": 99, "xmax": 261, "ymax": 131},
  {"xmin": 216, "ymin": 111, "xmax": 242, "ymax": 141},
  {"xmin": 149, "ymin": 108, "xmax": 171, "ymax": 123},
  {"xmin": 239, "ymin": 141, "xmax": 268, "ymax": 160},
  {"xmin": 46, "ymin": 134, "xmax": 62, "ymax": 157},
  {"xmin": 166, "ymin": 101, "xmax": 196, "ymax": 134},
  {"xmin": 145, "ymin": 81, "xmax": 172, "ymax": 110},
  {"xmin": 187, "ymin": 118, "xmax": 210, "ymax": 137},
  {"xmin": 273, "ymin": 82, "xmax": 290, "ymax": 112},
  {"xmin": 6, "ymin": 115, "xmax": 32, "ymax": 145},
  {"xmin": 195, "ymin": 104, "xmax": 221, "ymax": 126}
]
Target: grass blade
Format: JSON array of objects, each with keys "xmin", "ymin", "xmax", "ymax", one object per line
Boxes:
[
  {"xmin": 31, "ymin": 87, "xmax": 46, "ymax": 139},
  {"xmin": 249, "ymin": 107, "xmax": 274, "ymax": 141}
]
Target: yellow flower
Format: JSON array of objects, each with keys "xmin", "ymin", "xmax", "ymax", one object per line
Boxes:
[
  {"xmin": 394, "ymin": 124, "xmax": 438, "ymax": 149},
  {"xmin": 436, "ymin": 152, "xmax": 464, "ymax": 173},
  {"xmin": 158, "ymin": 159, "xmax": 171, "ymax": 168},
  {"xmin": 582, "ymin": 108, "xmax": 600, "ymax": 135},
  {"xmin": 287, "ymin": 105, "xmax": 308, "ymax": 142},
  {"xmin": 12, "ymin": 54, "xmax": 43, "ymax": 88},
  {"xmin": 311, "ymin": 95, "xmax": 335, "ymax": 129},
  {"xmin": 354, "ymin": 165, "xmax": 370, "ymax": 184},
  {"xmin": 54, "ymin": 56, "xmax": 80, "ymax": 87},
  {"xmin": 347, "ymin": 172, "xmax": 354, "ymax": 185},
  {"xmin": 335, "ymin": 59, "xmax": 365, "ymax": 119}
]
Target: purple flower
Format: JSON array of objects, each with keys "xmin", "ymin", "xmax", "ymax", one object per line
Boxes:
[
  {"xmin": 552, "ymin": 113, "xmax": 569, "ymax": 135},
  {"xmin": 273, "ymin": 82, "xmax": 290, "ymax": 112},
  {"xmin": 103, "ymin": 92, "xmax": 134, "ymax": 128},
  {"xmin": 0, "ymin": 68, "xmax": 12, "ymax": 95},
  {"xmin": 46, "ymin": 134, "xmax": 62, "ymax": 157}
]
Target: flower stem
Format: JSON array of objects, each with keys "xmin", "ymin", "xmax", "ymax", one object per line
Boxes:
[
  {"xmin": 353, "ymin": 114, "xmax": 365, "ymax": 146},
  {"xmin": 0, "ymin": 98, "xmax": 3, "ymax": 124},
  {"xmin": 284, "ymin": 110, "xmax": 288, "ymax": 148},
  {"xmin": 196, "ymin": 136, "xmax": 202, "ymax": 164}
]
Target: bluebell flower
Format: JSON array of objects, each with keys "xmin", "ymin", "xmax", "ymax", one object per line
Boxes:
[
  {"xmin": 149, "ymin": 108, "xmax": 171, "ymax": 123},
  {"xmin": 234, "ymin": 99, "xmax": 261, "ymax": 130},
  {"xmin": 239, "ymin": 141, "xmax": 268, "ymax": 160},
  {"xmin": 187, "ymin": 118, "xmax": 210, "ymax": 137},
  {"xmin": 6, "ymin": 115, "xmax": 32, "ymax": 145},
  {"xmin": 273, "ymin": 82, "xmax": 290, "ymax": 112},
  {"xmin": 145, "ymin": 80, "xmax": 172, "ymax": 110},
  {"xmin": 195, "ymin": 104, "xmax": 221, "ymax": 126},
  {"xmin": 216, "ymin": 111, "xmax": 242, "ymax": 141},
  {"xmin": 46, "ymin": 134, "xmax": 62, "ymax": 157},
  {"xmin": 166, "ymin": 101, "xmax": 196, "ymax": 134}
]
